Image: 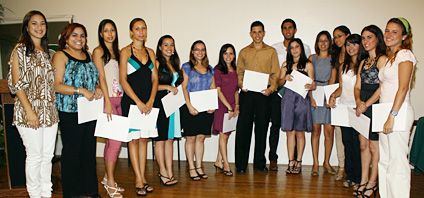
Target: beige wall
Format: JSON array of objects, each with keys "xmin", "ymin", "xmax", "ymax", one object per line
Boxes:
[{"xmin": 3, "ymin": 0, "xmax": 424, "ymax": 163}]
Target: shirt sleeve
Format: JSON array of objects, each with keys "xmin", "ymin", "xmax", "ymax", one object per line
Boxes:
[
  {"xmin": 8, "ymin": 45, "xmax": 29, "ymax": 94},
  {"xmin": 236, "ymin": 50, "xmax": 245, "ymax": 89},
  {"xmin": 397, "ymin": 49, "xmax": 417, "ymax": 66},
  {"xmin": 214, "ymin": 68, "xmax": 222, "ymax": 88},
  {"xmin": 268, "ymin": 49, "xmax": 280, "ymax": 91}
]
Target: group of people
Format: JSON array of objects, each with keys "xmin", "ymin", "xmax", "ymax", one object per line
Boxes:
[{"xmin": 8, "ymin": 9, "xmax": 416, "ymax": 198}]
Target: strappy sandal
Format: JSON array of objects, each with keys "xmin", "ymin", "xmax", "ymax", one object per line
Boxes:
[
  {"xmin": 343, "ymin": 179, "xmax": 356, "ymax": 188},
  {"xmin": 292, "ymin": 160, "xmax": 302, "ymax": 174},
  {"xmin": 143, "ymin": 183, "xmax": 153, "ymax": 193},
  {"xmin": 170, "ymin": 175, "xmax": 178, "ymax": 185},
  {"xmin": 104, "ymin": 184, "xmax": 123, "ymax": 198},
  {"xmin": 223, "ymin": 169, "xmax": 233, "ymax": 176},
  {"xmin": 352, "ymin": 182, "xmax": 367, "ymax": 197},
  {"xmin": 335, "ymin": 167, "xmax": 345, "ymax": 181},
  {"xmin": 188, "ymin": 168, "xmax": 201, "ymax": 181},
  {"xmin": 135, "ymin": 187, "xmax": 146, "ymax": 197},
  {"xmin": 195, "ymin": 167, "xmax": 208, "ymax": 179},
  {"xmin": 362, "ymin": 181, "xmax": 378, "ymax": 198},
  {"xmin": 102, "ymin": 177, "xmax": 125, "ymax": 192},
  {"xmin": 286, "ymin": 160, "xmax": 295, "ymax": 174},
  {"xmin": 158, "ymin": 172, "xmax": 174, "ymax": 186}
]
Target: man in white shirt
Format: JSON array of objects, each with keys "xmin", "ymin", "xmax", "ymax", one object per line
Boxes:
[{"xmin": 268, "ymin": 18, "xmax": 311, "ymax": 171}]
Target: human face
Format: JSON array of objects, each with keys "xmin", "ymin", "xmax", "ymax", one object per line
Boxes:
[
  {"xmin": 159, "ymin": 38, "xmax": 175, "ymax": 58},
  {"xmin": 333, "ymin": 29, "xmax": 349, "ymax": 48},
  {"xmin": 361, "ymin": 30, "xmax": 378, "ymax": 52},
  {"xmin": 345, "ymin": 41, "xmax": 359, "ymax": 57},
  {"xmin": 223, "ymin": 47, "xmax": 235, "ymax": 66},
  {"xmin": 318, "ymin": 34, "xmax": 330, "ymax": 52},
  {"xmin": 66, "ymin": 27, "xmax": 86, "ymax": 50},
  {"xmin": 27, "ymin": 14, "xmax": 46, "ymax": 40},
  {"xmin": 250, "ymin": 26, "xmax": 265, "ymax": 44},
  {"xmin": 192, "ymin": 43, "xmax": 206, "ymax": 62},
  {"xmin": 290, "ymin": 41, "xmax": 301, "ymax": 59},
  {"xmin": 101, "ymin": 23, "xmax": 116, "ymax": 44},
  {"xmin": 282, "ymin": 22, "xmax": 297, "ymax": 40},
  {"xmin": 131, "ymin": 20, "xmax": 147, "ymax": 42},
  {"xmin": 384, "ymin": 22, "xmax": 407, "ymax": 49}
]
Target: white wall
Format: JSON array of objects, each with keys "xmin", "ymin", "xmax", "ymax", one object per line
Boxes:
[{"xmin": 4, "ymin": 0, "xmax": 424, "ymax": 165}]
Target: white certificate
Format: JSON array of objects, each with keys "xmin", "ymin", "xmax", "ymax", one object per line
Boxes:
[
  {"xmin": 324, "ymin": 84, "xmax": 339, "ymax": 103},
  {"xmin": 372, "ymin": 103, "xmax": 407, "ymax": 132},
  {"xmin": 94, "ymin": 113, "xmax": 131, "ymax": 142},
  {"xmin": 331, "ymin": 104, "xmax": 352, "ymax": 127},
  {"xmin": 128, "ymin": 105, "xmax": 159, "ymax": 130},
  {"xmin": 222, "ymin": 113, "xmax": 238, "ymax": 133},
  {"xmin": 189, "ymin": 89, "xmax": 218, "ymax": 112},
  {"xmin": 77, "ymin": 97, "xmax": 104, "ymax": 124},
  {"xmin": 161, "ymin": 86, "xmax": 185, "ymax": 118},
  {"xmin": 242, "ymin": 70, "xmax": 269, "ymax": 93},
  {"xmin": 284, "ymin": 70, "xmax": 313, "ymax": 98},
  {"xmin": 348, "ymin": 108, "xmax": 370, "ymax": 139},
  {"xmin": 312, "ymin": 86, "xmax": 325, "ymax": 107}
]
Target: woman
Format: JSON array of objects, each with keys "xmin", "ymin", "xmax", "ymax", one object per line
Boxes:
[
  {"xmin": 309, "ymin": 31, "xmax": 336, "ymax": 176},
  {"xmin": 331, "ymin": 25, "xmax": 351, "ymax": 180},
  {"xmin": 92, "ymin": 19, "xmax": 124, "ymax": 198},
  {"xmin": 352, "ymin": 25, "xmax": 386, "ymax": 198},
  {"xmin": 153, "ymin": 35, "xmax": 183, "ymax": 186},
  {"xmin": 53, "ymin": 23, "xmax": 101, "ymax": 198},
  {"xmin": 280, "ymin": 38, "xmax": 315, "ymax": 174},
  {"xmin": 212, "ymin": 44, "xmax": 239, "ymax": 176},
  {"xmin": 378, "ymin": 17, "xmax": 415, "ymax": 198},
  {"xmin": 119, "ymin": 18, "xmax": 158, "ymax": 196},
  {"xmin": 8, "ymin": 10, "xmax": 58, "ymax": 198},
  {"xmin": 329, "ymin": 34, "xmax": 363, "ymax": 189},
  {"xmin": 181, "ymin": 40, "xmax": 216, "ymax": 181}
]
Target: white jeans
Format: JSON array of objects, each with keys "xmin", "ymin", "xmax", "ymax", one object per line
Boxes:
[
  {"xmin": 378, "ymin": 105, "xmax": 414, "ymax": 198},
  {"xmin": 17, "ymin": 123, "xmax": 58, "ymax": 198}
]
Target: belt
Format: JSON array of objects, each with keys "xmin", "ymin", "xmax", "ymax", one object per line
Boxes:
[{"xmin": 315, "ymin": 80, "xmax": 329, "ymax": 83}]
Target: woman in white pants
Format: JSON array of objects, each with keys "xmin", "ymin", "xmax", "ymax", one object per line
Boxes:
[
  {"xmin": 379, "ymin": 17, "xmax": 416, "ymax": 198},
  {"xmin": 8, "ymin": 10, "xmax": 58, "ymax": 198}
]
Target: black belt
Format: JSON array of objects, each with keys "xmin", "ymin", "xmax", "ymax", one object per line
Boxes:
[{"xmin": 315, "ymin": 80, "xmax": 329, "ymax": 83}]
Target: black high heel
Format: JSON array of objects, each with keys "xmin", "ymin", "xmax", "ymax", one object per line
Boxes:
[
  {"xmin": 188, "ymin": 168, "xmax": 201, "ymax": 181},
  {"xmin": 286, "ymin": 160, "xmax": 295, "ymax": 174},
  {"xmin": 362, "ymin": 181, "xmax": 378, "ymax": 198},
  {"xmin": 157, "ymin": 172, "xmax": 174, "ymax": 186},
  {"xmin": 214, "ymin": 164, "xmax": 224, "ymax": 172},
  {"xmin": 352, "ymin": 182, "xmax": 367, "ymax": 197},
  {"xmin": 195, "ymin": 167, "xmax": 208, "ymax": 179},
  {"xmin": 292, "ymin": 160, "xmax": 302, "ymax": 174}
]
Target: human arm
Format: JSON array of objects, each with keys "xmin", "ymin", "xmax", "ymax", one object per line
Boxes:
[
  {"xmin": 93, "ymin": 47, "xmax": 113, "ymax": 120},
  {"xmin": 262, "ymin": 49, "xmax": 280, "ymax": 96},
  {"xmin": 146, "ymin": 48, "xmax": 158, "ymax": 114},
  {"xmin": 215, "ymin": 71, "xmax": 233, "ymax": 118},
  {"xmin": 328, "ymin": 65, "xmax": 343, "ymax": 108},
  {"xmin": 236, "ymin": 50, "xmax": 247, "ymax": 92},
  {"xmin": 156, "ymin": 61, "xmax": 178, "ymax": 94},
  {"xmin": 207, "ymin": 75, "xmax": 217, "ymax": 114},
  {"xmin": 354, "ymin": 60, "xmax": 365, "ymax": 116}
]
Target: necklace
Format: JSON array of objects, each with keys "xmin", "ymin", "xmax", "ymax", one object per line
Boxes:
[
  {"xmin": 364, "ymin": 57, "xmax": 377, "ymax": 69},
  {"xmin": 132, "ymin": 43, "xmax": 147, "ymax": 59}
]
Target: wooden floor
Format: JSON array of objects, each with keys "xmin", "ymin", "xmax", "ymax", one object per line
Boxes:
[{"xmin": 1, "ymin": 158, "xmax": 424, "ymax": 197}]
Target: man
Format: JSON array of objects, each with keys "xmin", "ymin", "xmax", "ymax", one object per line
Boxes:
[
  {"xmin": 268, "ymin": 18, "xmax": 311, "ymax": 171},
  {"xmin": 235, "ymin": 21, "xmax": 280, "ymax": 174}
]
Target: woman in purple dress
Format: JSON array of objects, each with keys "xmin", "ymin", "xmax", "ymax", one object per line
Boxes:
[{"xmin": 212, "ymin": 44, "xmax": 239, "ymax": 176}]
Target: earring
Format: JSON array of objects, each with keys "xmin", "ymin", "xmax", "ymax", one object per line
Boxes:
[{"xmin": 65, "ymin": 43, "xmax": 68, "ymax": 49}]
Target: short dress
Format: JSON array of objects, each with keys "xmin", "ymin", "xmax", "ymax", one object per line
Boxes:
[
  {"xmin": 181, "ymin": 63, "xmax": 214, "ymax": 136},
  {"xmin": 281, "ymin": 68, "xmax": 313, "ymax": 132},
  {"xmin": 359, "ymin": 57, "xmax": 380, "ymax": 141},
  {"xmin": 311, "ymin": 55, "xmax": 331, "ymax": 124},
  {"xmin": 153, "ymin": 69, "xmax": 183, "ymax": 141},
  {"xmin": 212, "ymin": 65, "xmax": 238, "ymax": 135},
  {"xmin": 121, "ymin": 48, "xmax": 158, "ymax": 139}
]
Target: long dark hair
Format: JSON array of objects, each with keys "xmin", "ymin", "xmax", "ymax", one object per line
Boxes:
[
  {"xmin": 216, "ymin": 44, "xmax": 236, "ymax": 74},
  {"xmin": 189, "ymin": 40, "xmax": 211, "ymax": 73},
  {"xmin": 314, "ymin": 30, "xmax": 332, "ymax": 56},
  {"xmin": 156, "ymin": 35, "xmax": 183, "ymax": 85},
  {"xmin": 286, "ymin": 38, "xmax": 310, "ymax": 71},
  {"xmin": 342, "ymin": 34, "xmax": 363, "ymax": 75},
  {"xmin": 59, "ymin": 23, "xmax": 88, "ymax": 51},
  {"xmin": 331, "ymin": 25, "xmax": 351, "ymax": 68},
  {"xmin": 98, "ymin": 19, "xmax": 120, "ymax": 65},
  {"xmin": 360, "ymin": 25, "xmax": 386, "ymax": 59},
  {"xmin": 18, "ymin": 10, "xmax": 49, "ymax": 57}
]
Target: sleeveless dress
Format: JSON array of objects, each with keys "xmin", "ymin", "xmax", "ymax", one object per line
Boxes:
[
  {"xmin": 359, "ymin": 58, "xmax": 380, "ymax": 140},
  {"xmin": 311, "ymin": 55, "xmax": 331, "ymax": 124},
  {"xmin": 281, "ymin": 68, "xmax": 313, "ymax": 132},
  {"xmin": 121, "ymin": 47, "xmax": 158, "ymax": 139},
  {"xmin": 154, "ymin": 68, "xmax": 183, "ymax": 141}
]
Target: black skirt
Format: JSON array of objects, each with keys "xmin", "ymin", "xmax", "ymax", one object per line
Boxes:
[{"xmin": 180, "ymin": 104, "xmax": 214, "ymax": 136}]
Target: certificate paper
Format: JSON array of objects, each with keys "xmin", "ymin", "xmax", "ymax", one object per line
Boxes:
[
  {"xmin": 94, "ymin": 114, "xmax": 131, "ymax": 142},
  {"xmin": 348, "ymin": 108, "xmax": 370, "ymax": 139},
  {"xmin": 324, "ymin": 84, "xmax": 339, "ymax": 103},
  {"xmin": 372, "ymin": 103, "xmax": 407, "ymax": 132},
  {"xmin": 128, "ymin": 105, "xmax": 159, "ymax": 130},
  {"xmin": 284, "ymin": 70, "xmax": 313, "ymax": 98},
  {"xmin": 331, "ymin": 104, "xmax": 352, "ymax": 127},
  {"xmin": 312, "ymin": 86, "xmax": 325, "ymax": 107},
  {"xmin": 222, "ymin": 113, "xmax": 238, "ymax": 133},
  {"xmin": 77, "ymin": 97, "xmax": 104, "ymax": 124},
  {"xmin": 189, "ymin": 89, "xmax": 218, "ymax": 112},
  {"xmin": 242, "ymin": 70, "xmax": 269, "ymax": 93},
  {"xmin": 161, "ymin": 86, "xmax": 185, "ymax": 117}
]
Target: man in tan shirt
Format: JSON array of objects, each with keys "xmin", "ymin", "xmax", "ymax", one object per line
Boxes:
[{"xmin": 235, "ymin": 21, "xmax": 280, "ymax": 174}]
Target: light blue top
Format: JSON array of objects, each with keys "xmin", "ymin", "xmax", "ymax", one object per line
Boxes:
[{"xmin": 181, "ymin": 62, "xmax": 214, "ymax": 92}]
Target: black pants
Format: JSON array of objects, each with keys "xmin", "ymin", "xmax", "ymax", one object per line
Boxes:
[
  {"xmin": 235, "ymin": 91, "xmax": 271, "ymax": 170},
  {"xmin": 268, "ymin": 92, "xmax": 281, "ymax": 161},
  {"xmin": 59, "ymin": 112, "xmax": 98, "ymax": 198},
  {"xmin": 341, "ymin": 126, "xmax": 361, "ymax": 183}
]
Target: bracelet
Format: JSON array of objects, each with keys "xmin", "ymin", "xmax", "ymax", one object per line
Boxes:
[
  {"xmin": 330, "ymin": 95, "xmax": 336, "ymax": 98},
  {"xmin": 236, "ymin": 104, "xmax": 240, "ymax": 106},
  {"xmin": 167, "ymin": 86, "xmax": 170, "ymax": 93},
  {"xmin": 73, "ymin": 87, "xmax": 79, "ymax": 95},
  {"xmin": 228, "ymin": 109, "xmax": 234, "ymax": 112},
  {"xmin": 390, "ymin": 110, "xmax": 398, "ymax": 116}
]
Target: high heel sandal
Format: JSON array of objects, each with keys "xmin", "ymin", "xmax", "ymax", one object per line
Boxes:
[
  {"xmin": 195, "ymin": 167, "xmax": 208, "ymax": 179},
  {"xmin": 286, "ymin": 160, "xmax": 295, "ymax": 174},
  {"xmin": 102, "ymin": 177, "xmax": 125, "ymax": 192},
  {"xmin": 214, "ymin": 164, "xmax": 224, "ymax": 172},
  {"xmin": 135, "ymin": 187, "xmax": 146, "ymax": 197},
  {"xmin": 352, "ymin": 182, "xmax": 367, "ymax": 197},
  {"xmin": 157, "ymin": 172, "xmax": 174, "ymax": 186},
  {"xmin": 188, "ymin": 168, "xmax": 201, "ymax": 181},
  {"xmin": 292, "ymin": 160, "xmax": 302, "ymax": 174},
  {"xmin": 335, "ymin": 167, "xmax": 345, "ymax": 181},
  {"xmin": 362, "ymin": 181, "xmax": 378, "ymax": 198},
  {"xmin": 143, "ymin": 183, "xmax": 153, "ymax": 193},
  {"xmin": 323, "ymin": 163, "xmax": 336, "ymax": 174},
  {"xmin": 169, "ymin": 175, "xmax": 178, "ymax": 185},
  {"xmin": 104, "ymin": 184, "xmax": 123, "ymax": 198},
  {"xmin": 223, "ymin": 169, "xmax": 233, "ymax": 176}
]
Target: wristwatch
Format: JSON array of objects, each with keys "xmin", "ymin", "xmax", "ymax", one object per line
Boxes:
[{"xmin": 390, "ymin": 110, "xmax": 398, "ymax": 116}]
